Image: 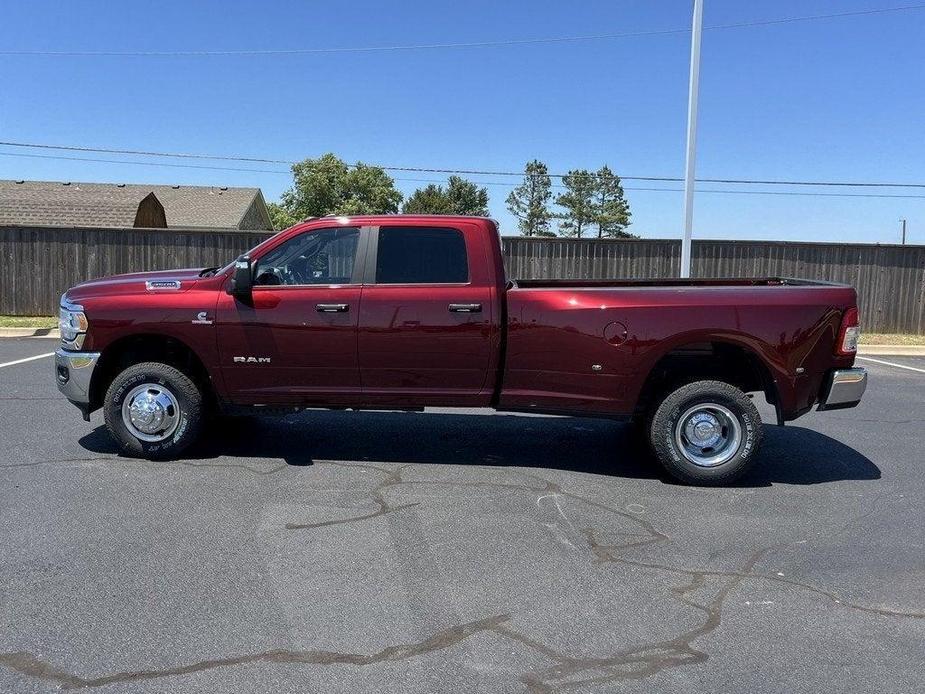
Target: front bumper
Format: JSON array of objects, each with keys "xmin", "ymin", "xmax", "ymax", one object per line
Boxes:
[
  {"xmin": 55, "ymin": 348, "xmax": 101, "ymax": 418},
  {"xmin": 817, "ymin": 367, "xmax": 867, "ymax": 411}
]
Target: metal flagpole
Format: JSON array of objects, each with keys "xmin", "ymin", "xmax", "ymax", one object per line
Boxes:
[{"xmin": 680, "ymin": 0, "xmax": 704, "ymax": 278}]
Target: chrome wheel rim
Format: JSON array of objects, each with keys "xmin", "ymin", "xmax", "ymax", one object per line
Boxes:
[
  {"xmin": 121, "ymin": 383, "xmax": 181, "ymax": 442},
  {"xmin": 674, "ymin": 403, "xmax": 742, "ymax": 467}
]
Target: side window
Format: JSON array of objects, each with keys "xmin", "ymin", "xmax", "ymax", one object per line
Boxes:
[
  {"xmin": 254, "ymin": 227, "xmax": 359, "ymax": 286},
  {"xmin": 375, "ymin": 227, "xmax": 468, "ymax": 284}
]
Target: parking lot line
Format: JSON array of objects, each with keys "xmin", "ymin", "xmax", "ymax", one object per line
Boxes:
[
  {"xmin": 856, "ymin": 356, "xmax": 925, "ymax": 374},
  {"xmin": 0, "ymin": 352, "xmax": 55, "ymax": 369}
]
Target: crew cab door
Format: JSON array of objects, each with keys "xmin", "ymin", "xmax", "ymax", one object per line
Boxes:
[
  {"xmin": 216, "ymin": 225, "xmax": 367, "ymax": 404},
  {"xmin": 357, "ymin": 223, "xmax": 496, "ymax": 406}
]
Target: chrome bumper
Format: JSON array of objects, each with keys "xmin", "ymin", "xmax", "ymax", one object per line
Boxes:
[
  {"xmin": 818, "ymin": 367, "xmax": 867, "ymax": 411},
  {"xmin": 55, "ymin": 348, "xmax": 100, "ymax": 412}
]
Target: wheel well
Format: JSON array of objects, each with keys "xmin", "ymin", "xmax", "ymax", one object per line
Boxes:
[
  {"xmin": 635, "ymin": 341, "xmax": 778, "ymax": 419},
  {"xmin": 89, "ymin": 334, "xmax": 214, "ymax": 412}
]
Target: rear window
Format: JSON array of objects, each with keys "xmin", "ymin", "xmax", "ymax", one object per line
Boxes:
[{"xmin": 375, "ymin": 226, "xmax": 468, "ymax": 284}]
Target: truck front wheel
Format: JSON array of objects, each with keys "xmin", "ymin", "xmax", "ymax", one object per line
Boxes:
[
  {"xmin": 648, "ymin": 380, "xmax": 763, "ymax": 485},
  {"xmin": 103, "ymin": 362, "xmax": 203, "ymax": 459}
]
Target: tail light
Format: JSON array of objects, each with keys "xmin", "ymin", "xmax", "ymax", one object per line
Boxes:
[{"xmin": 835, "ymin": 307, "xmax": 860, "ymax": 356}]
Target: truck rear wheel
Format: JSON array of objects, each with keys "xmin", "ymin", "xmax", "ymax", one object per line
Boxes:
[
  {"xmin": 103, "ymin": 362, "xmax": 203, "ymax": 459},
  {"xmin": 648, "ymin": 380, "xmax": 762, "ymax": 485}
]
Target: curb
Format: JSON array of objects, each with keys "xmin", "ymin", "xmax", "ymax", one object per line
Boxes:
[
  {"xmin": 857, "ymin": 345, "xmax": 925, "ymax": 356},
  {"xmin": 0, "ymin": 328, "xmax": 60, "ymax": 338}
]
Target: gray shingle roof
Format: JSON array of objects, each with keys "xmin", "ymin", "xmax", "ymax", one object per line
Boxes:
[{"xmin": 0, "ymin": 179, "xmax": 271, "ymax": 230}]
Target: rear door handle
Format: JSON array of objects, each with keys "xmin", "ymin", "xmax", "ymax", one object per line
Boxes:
[
  {"xmin": 316, "ymin": 303, "xmax": 349, "ymax": 313},
  {"xmin": 448, "ymin": 303, "xmax": 482, "ymax": 313}
]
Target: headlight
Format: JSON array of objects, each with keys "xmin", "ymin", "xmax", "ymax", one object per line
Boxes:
[{"xmin": 59, "ymin": 300, "xmax": 88, "ymax": 349}]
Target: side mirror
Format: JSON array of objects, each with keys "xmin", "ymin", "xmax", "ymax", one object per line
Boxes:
[{"xmin": 228, "ymin": 255, "xmax": 253, "ymax": 297}]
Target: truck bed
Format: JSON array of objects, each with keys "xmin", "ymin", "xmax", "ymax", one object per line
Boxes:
[{"xmin": 499, "ymin": 277, "xmax": 858, "ymax": 420}]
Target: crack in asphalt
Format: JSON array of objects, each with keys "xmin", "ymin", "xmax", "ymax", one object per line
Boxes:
[
  {"xmin": 852, "ymin": 418, "xmax": 925, "ymax": 424},
  {"xmin": 285, "ymin": 463, "xmax": 421, "ymax": 530},
  {"xmin": 0, "ymin": 396, "xmax": 62, "ymax": 401},
  {"xmin": 0, "ymin": 455, "xmax": 288, "ymax": 475},
  {"xmin": 285, "ymin": 462, "xmax": 669, "ymax": 549},
  {"xmin": 495, "ymin": 549, "xmax": 769, "ymax": 692},
  {"xmin": 283, "ymin": 460, "xmax": 577, "ymax": 532},
  {"xmin": 176, "ymin": 459, "xmax": 289, "ymax": 475},
  {"xmin": 0, "ymin": 455, "xmax": 119, "ymax": 469},
  {"xmin": 583, "ymin": 529, "xmax": 925, "ymax": 620},
  {"xmin": 0, "ymin": 615, "xmax": 511, "ymax": 690}
]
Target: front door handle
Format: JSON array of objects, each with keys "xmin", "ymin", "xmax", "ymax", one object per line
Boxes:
[
  {"xmin": 448, "ymin": 303, "xmax": 482, "ymax": 313},
  {"xmin": 316, "ymin": 303, "xmax": 349, "ymax": 313}
]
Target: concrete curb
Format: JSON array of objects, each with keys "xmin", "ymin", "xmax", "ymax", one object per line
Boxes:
[
  {"xmin": 0, "ymin": 327, "xmax": 60, "ymax": 339},
  {"xmin": 857, "ymin": 345, "xmax": 925, "ymax": 356}
]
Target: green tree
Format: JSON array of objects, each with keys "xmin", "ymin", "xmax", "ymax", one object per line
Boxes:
[
  {"xmin": 445, "ymin": 176, "xmax": 489, "ymax": 216},
  {"xmin": 402, "ymin": 184, "xmax": 453, "ymax": 214},
  {"xmin": 506, "ymin": 160, "xmax": 553, "ymax": 236},
  {"xmin": 266, "ymin": 201, "xmax": 298, "ymax": 231},
  {"xmin": 592, "ymin": 165, "xmax": 634, "ymax": 238},
  {"xmin": 402, "ymin": 176, "xmax": 489, "ymax": 215},
  {"xmin": 276, "ymin": 153, "xmax": 402, "ymax": 221},
  {"xmin": 554, "ymin": 169, "xmax": 597, "ymax": 237}
]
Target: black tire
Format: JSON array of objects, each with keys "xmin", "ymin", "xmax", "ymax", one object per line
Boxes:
[
  {"xmin": 648, "ymin": 380, "xmax": 762, "ymax": 486},
  {"xmin": 103, "ymin": 362, "xmax": 203, "ymax": 459}
]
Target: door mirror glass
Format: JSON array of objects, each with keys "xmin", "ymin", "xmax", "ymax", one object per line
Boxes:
[{"xmin": 229, "ymin": 255, "xmax": 253, "ymax": 297}]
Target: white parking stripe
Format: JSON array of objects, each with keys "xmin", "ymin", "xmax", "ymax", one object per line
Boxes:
[
  {"xmin": 0, "ymin": 352, "xmax": 55, "ymax": 369},
  {"xmin": 857, "ymin": 356, "xmax": 925, "ymax": 374}
]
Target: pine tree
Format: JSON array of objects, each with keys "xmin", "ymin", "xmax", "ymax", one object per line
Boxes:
[
  {"xmin": 506, "ymin": 160, "xmax": 553, "ymax": 236},
  {"xmin": 593, "ymin": 165, "xmax": 634, "ymax": 238},
  {"xmin": 555, "ymin": 170, "xmax": 597, "ymax": 238},
  {"xmin": 444, "ymin": 176, "xmax": 489, "ymax": 216}
]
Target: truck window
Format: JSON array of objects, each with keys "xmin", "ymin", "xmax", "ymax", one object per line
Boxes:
[
  {"xmin": 254, "ymin": 227, "xmax": 359, "ymax": 286},
  {"xmin": 375, "ymin": 226, "xmax": 468, "ymax": 284}
]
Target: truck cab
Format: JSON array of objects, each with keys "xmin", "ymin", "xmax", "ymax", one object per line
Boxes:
[{"xmin": 214, "ymin": 217, "xmax": 504, "ymax": 408}]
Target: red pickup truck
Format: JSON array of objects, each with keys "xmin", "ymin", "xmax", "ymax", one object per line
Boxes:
[{"xmin": 55, "ymin": 215, "xmax": 867, "ymax": 484}]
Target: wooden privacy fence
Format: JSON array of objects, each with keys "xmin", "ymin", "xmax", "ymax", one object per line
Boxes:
[
  {"xmin": 0, "ymin": 225, "xmax": 271, "ymax": 317},
  {"xmin": 2, "ymin": 225, "xmax": 924, "ymax": 333}
]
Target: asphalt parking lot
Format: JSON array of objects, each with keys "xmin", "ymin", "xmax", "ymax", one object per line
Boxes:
[{"xmin": 0, "ymin": 337, "xmax": 923, "ymax": 693}]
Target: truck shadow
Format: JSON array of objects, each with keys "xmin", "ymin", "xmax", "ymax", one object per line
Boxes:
[{"xmin": 79, "ymin": 410, "xmax": 880, "ymax": 487}]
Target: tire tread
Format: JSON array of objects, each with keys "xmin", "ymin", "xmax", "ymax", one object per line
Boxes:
[
  {"xmin": 103, "ymin": 361, "xmax": 203, "ymax": 460},
  {"xmin": 648, "ymin": 379, "xmax": 763, "ymax": 485}
]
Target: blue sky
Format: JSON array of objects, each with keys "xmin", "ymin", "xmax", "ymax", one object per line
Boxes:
[{"xmin": 1, "ymin": 0, "xmax": 923, "ymax": 243}]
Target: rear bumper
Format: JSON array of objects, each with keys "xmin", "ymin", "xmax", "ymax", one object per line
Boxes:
[
  {"xmin": 55, "ymin": 348, "xmax": 100, "ymax": 418},
  {"xmin": 817, "ymin": 367, "xmax": 867, "ymax": 411}
]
